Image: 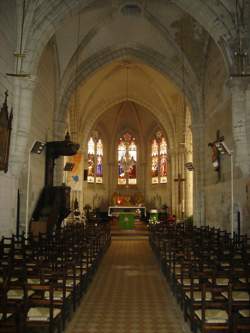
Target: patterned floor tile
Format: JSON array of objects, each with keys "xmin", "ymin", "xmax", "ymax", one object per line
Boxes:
[{"xmin": 65, "ymin": 239, "xmax": 191, "ymax": 333}]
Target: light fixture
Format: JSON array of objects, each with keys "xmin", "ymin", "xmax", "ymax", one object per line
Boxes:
[
  {"xmin": 64, "ymin": 162, "xmax": 75, "ymax": 171},
  {"xmin": 185, "ymin": 162, "xmax": 194, "ymax": 171},
  {"xmin": 6, "ymin": 0, "xmax": 30, "ymax": 78},
  {"xmin": 31, "ymin": 141, "xmax": 46, "ymax": 154},
  {"xmin": 231, "ymin": 0, "xmax": 250, "ymax": 77}
]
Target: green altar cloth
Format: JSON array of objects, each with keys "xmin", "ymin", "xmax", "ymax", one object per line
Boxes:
[{"xmin": 118, "ymin": 212, "xmax": 135, "ymax": 229}]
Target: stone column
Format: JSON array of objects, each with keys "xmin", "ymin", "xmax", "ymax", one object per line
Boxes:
[
  {"xmin": 1, "ymin": 77, "xmax": 37, "ymax": 234},
  {"xmin": 9, "ymin": 76, "xmax": 37, "ymax": 178},
  {"xmin": 170, "ymin": 150, "xmax": 177, "ymax": 216},
  {"xmin": 185, "ymin": 148, "xmax": 193, "ymax": 217},
  {"xmin": 171, "ymin": 148, "xmax": 185, "ymax": 218},
  {"xmin": 192, "ymin": 123, "xmax": 205, "ymax": 226},
  {"xmin": 228, "ymin": 78, "xmax": 250, "ymax": 234},
  {"xmin": 53, "ymin": 119, "xmax": 67, "ymax": 186},
  {"xmin": 229, "ymin": 78, "xmax": 250, "ymax": 176}
]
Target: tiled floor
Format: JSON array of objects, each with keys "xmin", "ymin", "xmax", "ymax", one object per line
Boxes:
[{"xmin": 65, "ymin": 239, "xmax": 191, "ymax": 333}]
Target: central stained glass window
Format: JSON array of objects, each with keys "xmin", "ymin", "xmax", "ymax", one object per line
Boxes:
[{"xmin": 118, "ymin": 132, "xmax": 137, "ymax": 185}]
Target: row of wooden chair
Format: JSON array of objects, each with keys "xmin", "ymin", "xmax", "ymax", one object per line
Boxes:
[
  {"xmin": 149, "ymin": 222, "xmax": 250, "ymax": 333},
  {"xmin": 0, "ymin": 220, "xmax": 111, "ymax": 333}
]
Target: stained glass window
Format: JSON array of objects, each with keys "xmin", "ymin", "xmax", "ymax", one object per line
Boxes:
[
  {"xmin": 159, "ymin": 137, "xmax": 167, "ymax": 183},
  {"xmin": 118, "ymin": 133, "xmax": 137, "ymax": 185},
  {"xmin": 87, "ymin": 136, "xmax": 103, "ymax": 183},
  {"xmin": 96, "ymin": 139, "xmax": 103, "ymax": 183},
  {"xmin": 152, "ymin": 139, "xmax": 159, "ymax": 184},
  {"xmin": 151, "ymin": 132, "xmax": 168, "ymax": 184}
]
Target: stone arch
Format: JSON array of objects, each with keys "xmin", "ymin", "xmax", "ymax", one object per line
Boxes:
[
  {"xmin": 56, "ymin": 45, "xmax": 201, "ymax": 141},
  {"xmin": 80, "ymin": 96, "xmax": 175, "ymax": 156}
]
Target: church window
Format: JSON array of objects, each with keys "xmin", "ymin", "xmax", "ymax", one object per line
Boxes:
[
  {"xmin": 118, "ymin": 132, "xmax": 137, "ymax": 185},
  {"xmin": 151, "ymin": 132, "xmax": 167, "ymax": 184},
  {"xmin": 87, "ymin": 136, "xmax": 103, "ymax": 184}
]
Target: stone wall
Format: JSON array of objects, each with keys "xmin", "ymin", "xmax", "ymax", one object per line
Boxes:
[
  {"xmin": 19, "ymin": 42, "xmax": 57, "ymax": 230},
  {"xmin": 0, "ymin": 1, "xmax": 17, "ymax": 235},
  {"xmin": 203, "ymin": 39, "xmax": 233, "ymax": 231}
]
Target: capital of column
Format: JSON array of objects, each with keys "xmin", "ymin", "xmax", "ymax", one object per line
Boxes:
[
  {"xmin": 226, "ymin": 76, "xmax": 250, "ymax": 92},
  {"xmin": 13, "ymin": 75, "xmax": 38, "ymax": 92}
]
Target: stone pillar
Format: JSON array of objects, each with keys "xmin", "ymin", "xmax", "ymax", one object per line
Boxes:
[
  {"xmin": 180, "ymin": 148, "xmax": 186, "ymax": 218},
  {"xmin": 53, "ymin": 119, "xmax": 67, "ymax": 186},
  {"xmin": 185, "ymin": 148, "xmax": 193, "ymax": 217},
  {"xmin": 192, "ymin": 123, "xmax": 205, "ymax": 226},
  {"xmin": 229, "ymin": 78, "xmax": 250, "ymax": 176},
  {"xmin": 229, "ymin": 78, "xmax": 250, "ymax": 234},
  {"xmin": 171, "ymin": 148, "xmax": 186, "ymax": 218},
  {"xmin": 0, "ymin": 77, "xmax": 37, "ymax": 235},
  {"xmin": 9, "ymin": 76, "xmax": 37, "ymax": 177},
  {"xmin": 170, "ymin": 150, "xmax": 177, "ymax": 216}
]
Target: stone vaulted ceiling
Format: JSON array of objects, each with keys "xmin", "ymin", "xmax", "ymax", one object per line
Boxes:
[{"xmin": 20, "ymin": 0, "xmax": 247, "ymax": 145}]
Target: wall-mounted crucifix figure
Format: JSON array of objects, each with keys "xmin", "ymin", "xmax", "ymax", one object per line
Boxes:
[
  {"xmin": 174, "ymin": 173, "xmax": 185, "ymax": 205},
  {"xmin": 208, "ymin": 130, "xmax": 224, "ymax": 181}
]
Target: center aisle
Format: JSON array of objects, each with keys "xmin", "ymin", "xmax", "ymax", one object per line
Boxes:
[{"xmin": 65, "ymin": 239, "xmax": 191, "ymax": 333}]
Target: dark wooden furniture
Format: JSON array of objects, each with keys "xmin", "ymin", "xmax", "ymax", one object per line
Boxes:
[{"xmin": 0, "ymin": 91, "xmax": 12, "ymax": 173}]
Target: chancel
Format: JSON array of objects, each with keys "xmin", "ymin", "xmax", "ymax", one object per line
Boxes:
[{"xmin": 0, "ymin": 1, "xmax": 250, "ymax": 332}]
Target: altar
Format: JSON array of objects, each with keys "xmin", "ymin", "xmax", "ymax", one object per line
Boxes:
[
  {"xmin": 108, "ymin": 206, "xmax": 146, "ymax": 229},
  {"xmin": 108, "ymin": 206, "xmax": 146, "ymax": 218}
]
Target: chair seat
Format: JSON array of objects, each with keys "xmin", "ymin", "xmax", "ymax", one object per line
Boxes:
[
  {"xmin": 27, "ymin": 278, "xmax": 42, "ymax": 285},
  {"xmin": 7, "ymin": 289, "xmax": 34, "ymax": 299},
  {"xmin": 185, "ymin": 291, "xmax": 212, "ymax": 301},
  {"xmin": 0, "ymin": 313, "xmax": 12, "ymax": 320},
  {"xmin": 27, "ymin": 307, "xmax": 61, "ymax": 321},
  {"xmin": 58, "ymin": 279, "xmax": 80, "ymax": 287},
  {"xmin": 195, "ymin": 309, "xmax": 228, "ymax": 323},
  {"xmin": 177, "ymin": 278, "xmax": 199, "ymax": 286},
  {"xmin": 222, "ymin": 291, "xmax": 250, "ymax": 301},
  {"xmin": 68, "ymin": 269, "xmax": 87, "ymax": 277},
  {"xmin": 0, "ymin": 277, "xmax": 18, "ymax": 283},
  {"xmin": 239, "ymin": 309, "xmax": 250, "ymax": 318},
  {"xmin": 44, "ymin": 290, "xmax": 71, "ymax": 301},
  {"xmin": 208, "ymin": 278, "xmax": 229, "ymax": 286},
  {"xmin": 221, "ymin": 262, "xmax": 230, "ymax": 267},
  {"xmin": 172, "ymin": 267, "xmax": 181, "ymax": 274}
]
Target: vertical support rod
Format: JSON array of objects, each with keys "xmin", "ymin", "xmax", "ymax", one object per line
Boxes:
[
  {"xmin": 231, "ymin": 152, "xmax": 234, "ymax": 238},
  {"xmin": 25, "ymin": 149, "xmax": 31, "ymax": 238},
  {"xmin": 16, "ymin": 189, "xmax": 20, "ymax": 237}
]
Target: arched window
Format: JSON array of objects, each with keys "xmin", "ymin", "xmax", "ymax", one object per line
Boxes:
[
  {"xmin": 118, "ymin": 132, "xmax": 137, "ymax": 185},
  {"xmin": 151, "ymin": 131, "xmax": 168, "ymax": 184},
  {"xmin": 87, "ymin": 136, "xmax": 103, "ymax": 183}
]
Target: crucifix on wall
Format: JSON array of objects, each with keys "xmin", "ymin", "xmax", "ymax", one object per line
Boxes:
[
  {"xmin": 174, "ymin": 173, "xmax": 185, "ymax": 205},
  {"xmin": 208, "ymin": 129, "xmax": 224, "ymax": 181}
]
